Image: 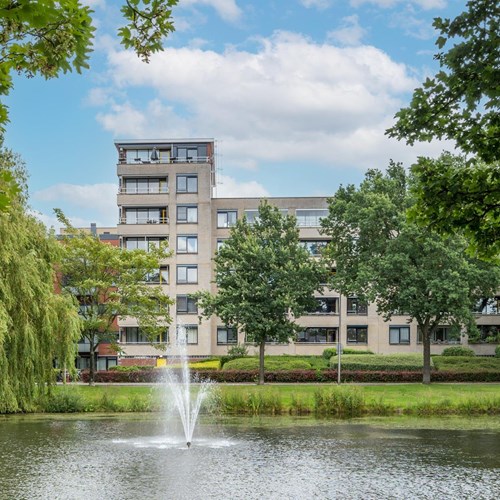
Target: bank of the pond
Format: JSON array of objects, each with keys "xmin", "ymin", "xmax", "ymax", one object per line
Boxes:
[{"xmin": 34, "ymin": 383, "xmax": 500, "ymax": 417}]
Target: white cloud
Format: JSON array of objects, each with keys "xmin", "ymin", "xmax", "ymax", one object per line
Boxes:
[
  {"xmin": 299, "ymin": 0, "xmax": 333, "ymax": 10},
  {"xmin": 215, "ymin": 174, "xmax": 270, "ymax": 198},
  {"xmin": 33, "ymin": 183, "xmax": 117, "ymax": 227},
  {"xmin": 93, "ymin": 30, "xmax": 429, "ymax": 172},
  {"xmin": 180, "ymin": 0, "xmax": 243, "ymax": 23},
  {"xmin": 327, "ymin": 15, "xmax": 367, "ymax": 46},
  {"xmin": 390, "ymin": 7, "xmax": 437, "ymax": 40},
  {"xmin": 30, "ymin": 210, "xmax": 98, "ymax": 233}
]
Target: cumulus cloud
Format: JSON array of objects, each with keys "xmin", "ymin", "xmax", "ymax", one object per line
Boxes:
[
  {"xmin": 350, "ymin": 0, "xmax": 446, "ymax": 9},
  {"xmin": 299, "ymin": 0, "xmax": 333, "ymax": 10},
  {"xmin": 215, "ymin": 174, "xmax": 270, "ymax": 198},
  {"xmin": 327, "ymin": 15, "xmax": 367, "ymax": 46},
  {"xmin": 91, "ymin": 30, "xmax": 440, "ymax": 172}
]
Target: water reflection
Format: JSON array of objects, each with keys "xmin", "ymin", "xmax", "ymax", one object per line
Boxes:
[{"xmin": 0, "ymin": 415, "xmax": 499, "ymax": 499}]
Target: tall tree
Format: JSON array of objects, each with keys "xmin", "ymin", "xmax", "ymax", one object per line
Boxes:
[
  {"xmin": 57, "ymin": 212, "xmax": 173, "ymax": 384},
  {"xmin": 321, "ymin": 163, "xmax": 500, "ymax": 384},
  {"xmin": 197, "ymin": 202, "xmax": 325, "ymax": 385},
  {"xmin": 386, "ymin": 1, "xmax": 500, "ymax": 260},
  {"xmin": 0, "ymin": 149, "xmax": 81, "ymax": 413}
]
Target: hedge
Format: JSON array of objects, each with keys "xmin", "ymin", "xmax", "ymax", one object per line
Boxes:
[{"xmin": 80, "ymin": 369, "xmax": 500, "ymax": 384}]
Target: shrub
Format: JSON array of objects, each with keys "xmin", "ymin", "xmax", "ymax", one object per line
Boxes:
[
  {"xmin": 342, "ymin": 348, "xmax": 374, "ymax": 355},
  {"xmin": 43, "ymin": 390, "xmax": 85, "ymax": 413},
  {"xmin": 433, "ymin": 356, "xmax": 500, "ymax": 372},
  {"xmin": 109, "ymin": 365, "xmax": 155, "ymax": 372},
  {"xmin": 495, "ymin": 345, "xmax": 500, "ymax": 358},
  {"xmin": 330, "ymin": 353, "xmax": 428, "ymax": 372},
  {"xmin": 441, "ymin": 346, "xmax": 476, "ymax": 357},
  {"xmin": 322, "ymin": 348, "xmax": 337, "ymax": 360},
  {"xmin": 223, "ymin": 357, "xmax": 312, "ymax": 371},
  {"xmin": 314, "ymin": 387, "xmax": 365, "ymax": 417}
]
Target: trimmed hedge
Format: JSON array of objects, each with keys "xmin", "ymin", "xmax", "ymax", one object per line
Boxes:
[
  {"xmin": 441, "ymin": 346, "xmax": 476, "ymax": 357},
  {"xmin": 330, "ymin": 354, "xmax": 428, "ymax": 372},
  {"xmin": 80, "ymin": 368, "xmax": 500, "ymax": 384},
  {"xmin": 223, "ymin": 357, "xmax": 313, "ymax": 371}
]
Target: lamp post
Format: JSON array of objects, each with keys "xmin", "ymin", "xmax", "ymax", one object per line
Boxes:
[{"xmin": 337, "ymin": 295, "xmax": 342, "ymax": 385}]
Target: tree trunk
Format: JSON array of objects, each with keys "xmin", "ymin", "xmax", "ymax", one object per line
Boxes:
[
  {"xmin": 422, "ymin": 327, "xmax": 431, "ymax": 385},
  {"xmin": 258, "ymin": 341, "xmax": 265, "ymax": 385}
]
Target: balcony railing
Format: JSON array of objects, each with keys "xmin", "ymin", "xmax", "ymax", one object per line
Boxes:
[
  {"xmin": 119, "ymin": 217, "xmax": 169, "ymax": 224},
  {"xmin": 119, "ymin": 187, "xmax": 169, "ymax": 194},
  {"xmin": 119, "ymin": 156, "xmax": 211, "ymax": 165}
]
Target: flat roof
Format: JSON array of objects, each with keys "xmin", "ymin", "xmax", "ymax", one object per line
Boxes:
[{"xmin": 114, "ymin": 139, "xmax": 214, "ymax": 148}]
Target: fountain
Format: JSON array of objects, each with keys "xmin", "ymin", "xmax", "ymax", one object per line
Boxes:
[{"xmin": 163, "ymin": 322, "xmax": 213, "ymax": 448}]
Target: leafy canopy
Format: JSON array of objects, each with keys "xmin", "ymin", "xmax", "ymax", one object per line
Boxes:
[{"xmin": 0, "ymin": 149, "xmax": 81, "ymax": 413}]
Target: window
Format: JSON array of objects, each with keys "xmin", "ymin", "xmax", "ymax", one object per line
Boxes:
[
  {"xmin": 123, "ymin": 207, "xmax": 168, "ymax": 224},
  {"xmin": 347, "ymin": 297, "xmax": 368, "ymax": 315},
  {"xmin": 296, "ymin": 209, "xmax": 328, "ymax": 227},
  {"xmin": 297, "ymin": 327, "xmax": 337, "ymax": 343},
  {"xmin": 124, "ymin": 237, "xmax": 168, "ymax": 251},
  {"xmin": 389, "ymin": 326, "xmax": 410, "ymax": 345},
  {"xmin": 177, "ymin": 265, "xmax": 198, "ymax": 284},
  {"xmin": 177, "ymin": 174, "xmax": 198, "ymax": 193},
  {"xmin": 122, "ymin": 327, "xmax": 168, "ymax": 343},
  {"xmin": 301, "ymin": 240, "xmax": 329, "ymax": 256},
  {"xmin": 177, "ymin": 235, "xmax": 198, "ymax": 254},
  {"xmin": 216, "ymin": 239, "xmax": 226, "ymax": 251},
  {"xmin": 177, "ymin": 325, "xmax": 198, "ymax": 344},
  {"xmin": 125, "ymin": 149, "xmax": 151, "ymax": 163},
  {"xmin": 306, "ymin": 297, "xmax": 338, "ymax": 314},
  {"xmin": 474, "ymin": 297, "xmax": 500, "ymax": 314},
  {"xmin": 122, "ymin": 177, "xmax": 168, "ymax": 194},
  {"xmin": 418, "ymin": 326, "xmax": 460, "ymax": 344},
  {"xmin": 176, "ymin": 295, "xmax": 198, "ymax": 314},
  {"xmin": 145, "ymin": 266, "xmax": 169, "ymax": 284},
  {"xmin": 217, "ymin": 326, "xmax": 238, "ymax": 345},
  {"xmin": 347, "ymin": 326, "xmax": 368, "ymax": 344},
  {"xmin": 177, "ymin": 205, "xmax": 198, "ymax": 223},
  {"xmin": 217, "ymin": 210, "xmax": 238, "ymax": 228}
]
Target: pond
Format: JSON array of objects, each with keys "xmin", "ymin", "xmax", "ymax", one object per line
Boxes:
[{"xmin": 0, "ymin": 414, "xmax": 499, "ymax": 499}]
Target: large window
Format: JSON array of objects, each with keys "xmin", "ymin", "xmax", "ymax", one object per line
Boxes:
[
  {"xmin": 474, "ymin": 297, "xmax": 500, "ymax": 314},
  {"xmin": 177, "ymin": 265, "xmax": 198, "ymax": 284},
  {"xmin": 296, "ymin": 209, "xmax": 328, "ymax": 227},
  {"xmin": 122, "ymin": 178, "xmax": 168, "ymax": 194},
  {"xmin": 389, "ymin": 326, "xmax": 410, "ymax": 345},
  {"xmin": 306, "ymin": 297, "xmax": 338, "ymax": 314},
  {"xmin": 122, "ymin": 327, "xmax": 168, "ymax": 343},
  {"xmin": 177, "ymin": 235, "xmax": 198, "ymax": 254},
  {"xmin": 347, "ymin": 326, "xmax": 368, "ymax": 344},
  {"xmin": 297, "ymin": 327, "xmax": 337, "ymax": 344},
  {"xmin": 217, "ymin": 326, "xmax": 238, "ymax": 345},
  {"xmin": 418, "ymin": 326, "xmax": 460, "ymax": 344},
  {"xmin": 244, "ymin": 209, "xmax": 288, "ymax": 224},
  {"xmin": 177, "ymin": 205, "xmax": 198, "ymax": 224},
  {"xmin": 300, "ymin": 240, "xmax": 329, "ymax": 256},
  {"xmin": 347, "ymin": 297, "xmax": 368, "ymax": 315},
  {"xmin": 177, "ymin": 325, "xmax": 198, "ymax": 344},
  {"xmin": 176, "ymin": 295, "xmax": 198, "ymax": 314},
  {"xmin": 145, "ymin": 266, "xmax": 169, "ymax": 284},
  {"xmin": 217, "ymin": 210, "xmax": 238, "ymax": 228},
  {"xmin": 177, "ymin": 174, "xmax": 198, "ymax": 193},
  {"xmin": 123, "ymin": 207, "xmax": 168, "ymax": 224},
  {"xmin": 124, "ymin": 237, "xmax": 168, "ymax": 251}
]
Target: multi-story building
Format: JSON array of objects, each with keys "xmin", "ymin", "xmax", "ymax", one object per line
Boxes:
[{"xmin": 113, "ymin": 138, "xmax": 499, "ymax": 365}]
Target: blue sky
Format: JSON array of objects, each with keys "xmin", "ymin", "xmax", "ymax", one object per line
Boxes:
[{"xmin": 4, "ymin": 0, "xmax": 462, "ymax": 229}]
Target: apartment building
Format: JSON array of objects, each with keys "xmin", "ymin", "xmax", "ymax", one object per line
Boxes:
[{"xmin": 113, "ymin": 138, "xmax": 499, "ymax": 365}]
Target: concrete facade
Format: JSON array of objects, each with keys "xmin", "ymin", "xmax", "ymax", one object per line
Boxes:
[{"xmin": 113, "ymin": 139, "xmax": 500, "ymax": 364}]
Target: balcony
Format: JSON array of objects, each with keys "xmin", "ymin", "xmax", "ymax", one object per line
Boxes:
[
  {"xmin": 118, "ymin": 156, "xmax": 211, "ymax": 165},
  {"xmin": 119, "ymin": 217, "xmax": 168, "ymax": 225},
  {"xmin": 119, "ymin": 187, "xmax": 169, "ymax": 194}
]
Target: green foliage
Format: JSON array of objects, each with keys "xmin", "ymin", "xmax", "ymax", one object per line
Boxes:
[
  {"xmin": 227, "ymin": 343, "xmax": 249, "ymax": 358},
  {"xmin": 332, "ymin": 354, "xmax": 429, "ymax": 372},
  {"xmin": 433, "ymin": 356, "xmax": 500, "ymax": 373},
  {"xmin": 0, "ymin": 0, "xmax": 178, "ymax": 134},
  {"xmin": 223, "ymin": 357, "xmax": 312, "ymax": 371},
  {"xmin": 197, "ymin": 201, "xmax": 325, "ymax": 383},
  {"xmin": 57, "ymin": 213, "xmax": 174, "ymax": 384},
  {"xmin": 43, "ymin": 389, "xmax": 84, "ymax": 413},
  {"xmin": 322, "ymin": 348, "xmax": 337, "ymax": 360},
  {"xmin": 314, "ymin": 387, "xmax": 365, "ymax": 417},
  {"xmin": 496, "ymin": 346, "xmax": 500, "ymax": 358},
  {"xmin": 441, "ymin": 346, "xmax": 476, "ymax": 357},
  {"xmin": 321, "ymin": 163, "xmax": 500, "ymax": 383},
  {"xmin": 386, "ymin": 1, "xmax": 499, "ymax": 163},
  {"xmin": 342, "ymin": 348, "xmax": 374, "ymax": 355},
  {"xmin": 0, "ymin": 149, "xmax": 81, "ymax": 413}
]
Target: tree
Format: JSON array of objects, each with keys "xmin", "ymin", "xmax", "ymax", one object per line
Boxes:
[
  {"xmin": 0, "ymin": 149, "xmax": 81, "ymax": 413},
  {"xmin": 0, "ymin": 0, "xmax": 178, "ymax": 132},
  {"xmin": 386, "ymin": 1, "xmax": 500, "ymax": 260},
  {"xmin": 57, "ymin": 211, "xmax": 173, "ymax": 384},
  {"xmin": 321, "ymin": 163, "xmax": 500, "ymax": 384},
  {"xmin": 196, "ymin": 202, "xmax": 325, "ymax": 385},
  {"xmin": 410, "ymin": 153, "xmax": 500, "ymax": 262}
]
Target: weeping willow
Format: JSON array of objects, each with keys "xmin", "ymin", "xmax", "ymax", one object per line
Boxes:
[{"xmin": 0, "ymin": 149, "xmax": 81, "ymax": 413}]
